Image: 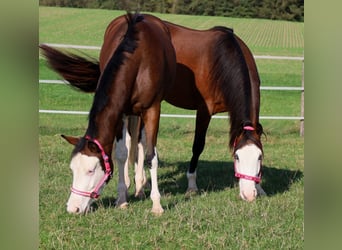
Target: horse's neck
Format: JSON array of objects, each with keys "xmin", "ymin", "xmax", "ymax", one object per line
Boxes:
[{"xmin": 86, "ymin": 107, "xmax": 123, "ymax": 155}]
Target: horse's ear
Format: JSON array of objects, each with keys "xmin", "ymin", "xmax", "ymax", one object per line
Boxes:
[{"xmin": 61, "ymin": 135, "xmax": 80, "ymax": 145}]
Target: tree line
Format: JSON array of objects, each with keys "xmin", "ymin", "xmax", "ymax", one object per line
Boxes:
[{"xmin": 39, "ymin": 0, "xmax": 304, "ymax": 22}]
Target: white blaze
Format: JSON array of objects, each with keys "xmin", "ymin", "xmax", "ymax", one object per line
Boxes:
[{"xmin": 234, "ymin": 144, "xmax": 262, "ymax": 201}]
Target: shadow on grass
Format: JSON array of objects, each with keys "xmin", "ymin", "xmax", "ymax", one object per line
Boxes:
[
  {"xmin": 94, "ymin": 160, "xmax": 303, "ymax": 211},
  {"xmin": 158, "ymin": 160, "xmax": 303, "ymax": 196}
]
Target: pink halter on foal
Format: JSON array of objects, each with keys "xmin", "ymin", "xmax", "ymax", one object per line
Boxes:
[
  {"xmin": 70, "ymin": 136, "xmax": 112, "ymax": 199},
  {"xmin": 233, "ymin": 126, "xmax": 262, "ymax": 183}
]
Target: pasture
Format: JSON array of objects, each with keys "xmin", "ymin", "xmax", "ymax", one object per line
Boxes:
[{"xmin": 39, "ymin": 7, "xmax": 304, "ymax": 249}]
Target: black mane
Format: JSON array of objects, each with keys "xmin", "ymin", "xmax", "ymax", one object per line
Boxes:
[
  {"xmin": 210, "ymin": 29, "xmax": 253, "ymax": 149},
  {"xmin": 212, "ymin": 26, "xmax": 234, "ymax": 33},
  {"xmin": 86, "ymin": 13, "xmax": 143, "ymax": 138}
]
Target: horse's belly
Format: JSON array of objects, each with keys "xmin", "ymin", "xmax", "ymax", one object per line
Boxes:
[{"xmin": 164, "ymin": 80, "xmax": 203, "ymax": 110}]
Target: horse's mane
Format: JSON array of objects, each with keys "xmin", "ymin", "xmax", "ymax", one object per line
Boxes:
[
  {"xmin": 211, "ymin": 26, "xmax": 234, "ymax": 33},
  {"xmin": 86, "ymin": 12, "xmax": 143, "ymax": 138},
  {"xmin": 210, "ymin": 28, "xmax": 256, "ymax": 150}
]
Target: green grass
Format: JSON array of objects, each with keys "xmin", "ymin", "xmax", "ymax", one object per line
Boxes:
[
  {"xmin": 40, "ymin": 115, "xmax": 303, "ymax": 249},
  {"xmin": 39, "ymin": 6, "xmax": 304, "ymax": 249},
  {"xmin": 39, "ymin": 6, "xmax": 304, "ymax": 56}
]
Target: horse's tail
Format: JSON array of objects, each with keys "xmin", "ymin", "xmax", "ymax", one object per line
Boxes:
[{"xmin": 39, "ymin": 44, "xmax": 99, "ymax": 93}]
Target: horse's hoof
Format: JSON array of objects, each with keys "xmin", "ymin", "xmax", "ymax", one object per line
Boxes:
[
  {"xmin": 117, "ymin": 202, "xmax": 129, "ymax": 209},
  {"xmin": 151, "ymin": 206, "xmax": 164, "ymax": 215},
  {"xmin": 135, "ymin": 190, "xmax": 146, "ymax": 199},
  {"xmin": 185, "ymin": 188, "xmax": 198, "ymax": 197}
]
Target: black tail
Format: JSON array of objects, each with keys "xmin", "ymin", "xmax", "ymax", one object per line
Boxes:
[{"xmin": 39, "ymin": 44, "xmax": 99, "ymax": 92}]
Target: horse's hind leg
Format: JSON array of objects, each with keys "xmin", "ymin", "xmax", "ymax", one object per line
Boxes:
[
  {"xmin": 187, "ymin": 108, "xmax": 211, "ymax": 193},
  {"xmin": 142, "ymin": 106, "xmax": 164, "ymax": 215},
  {"xmin": 126, "ymin": 116, "xmax": 148, "ymax": 199},
  {"xmin": 134, "ymin": 126, "xmax": 148, "ymax": 199}
]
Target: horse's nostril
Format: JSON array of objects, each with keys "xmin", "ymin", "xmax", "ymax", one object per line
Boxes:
[
  {"xmin": 75, "ymin": 207, "xmax": 80, "ymax": 213},
  {"xmin": 241, "ymin": 190, "xmax": 257, "ymax": 202}
]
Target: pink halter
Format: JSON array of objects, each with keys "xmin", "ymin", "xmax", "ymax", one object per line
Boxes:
[
  {"xmin": 70, "ymin": 136, "xmax": 112, "ymax": 199},
  {"xmin": 233, "ymin": 126, "xmax": 262, "ymax": 183}
]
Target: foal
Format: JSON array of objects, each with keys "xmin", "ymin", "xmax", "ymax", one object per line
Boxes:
[{"xmin": 41, "ymin": 13, "xmax": 176, "ymax": 214}]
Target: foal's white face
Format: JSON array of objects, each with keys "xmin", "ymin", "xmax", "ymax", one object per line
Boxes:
[
  {"xmin": 66, "ymin": 152, "xmax": 106, "ymax": 214},
  {"xmin": 234, "ymin": 144, "xmax": 262, "ymax": 201}
]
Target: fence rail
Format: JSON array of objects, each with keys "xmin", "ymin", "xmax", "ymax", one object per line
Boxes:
[
  {"xmin": 38, "ymin": 109, "xmax": 304, "ymax": 120},
  {"xmin": 39, "ymin": 79, "xmax": 304, "ymax": 120},
  {"xmin": 38, "ymin": 80, "xmax": 304, "ymax": 91},
  {"xmin": 39, "ymin": 43, "xmax": 304, "ymax": 134},
  {"xmin": 40, "ymin": 43, "xmax": 304, "ymax": 61}
]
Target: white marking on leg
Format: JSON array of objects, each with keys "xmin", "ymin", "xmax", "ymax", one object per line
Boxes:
[
  {"xmin": 149, "ymin": 148, "xmax": 164, "ymax": 214},
  {"xmin": 124, "ymin": 119, "xmax": 131, "ymax": 189},
  {"xmin": 115, "ymin": 128, "xmax": 129, "ymax": 208},
  {"xmin": 134, "ymin": 140, "xmax": 147, "ymax": 198}
]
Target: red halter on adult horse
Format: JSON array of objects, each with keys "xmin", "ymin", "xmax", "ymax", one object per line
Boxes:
[
  {"xmin": 40, "ymin": 13, "xmax": 176, "ymax": 214},
  {"xmin": 41, "ymin": 13, "xmax": 265, "ymax": 203}
]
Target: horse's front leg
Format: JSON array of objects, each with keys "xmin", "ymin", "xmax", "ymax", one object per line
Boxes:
[
  {"xmin": 187, "ymin": 108, "xmax": 211, "ymax": 193},
  {"xmin": 115, "ymin": 120, "xmax": 130, "ymax": 209},
  {"xmin": 142, "ymin": 106, "xmax": 164, "ymax": 215}
]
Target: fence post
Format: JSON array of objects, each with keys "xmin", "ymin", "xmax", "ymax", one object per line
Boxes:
[{"xmin": 300, "ymin": 59, "xmax": 304, "ymax": 136}]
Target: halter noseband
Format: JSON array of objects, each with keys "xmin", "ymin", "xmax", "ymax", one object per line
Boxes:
[
  {"xmin": 70, "ymin": 136, "xmax": 112, "ymax": 199},
  {"xmin": 233, "ymin": 126, "xmax": 262, "ymax": 183}
]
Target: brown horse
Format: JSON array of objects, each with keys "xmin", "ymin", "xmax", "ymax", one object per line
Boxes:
[
  {"xmin": 41, "ymin": 13, "xmax": 265, "ymax": 202},
  {"xmin": 163, "ymin": 20, "xmax": 265, "ymax": 200},
  {"xmin": 40, "ymin": 13, "xmax": 176, "ymax": 214}
]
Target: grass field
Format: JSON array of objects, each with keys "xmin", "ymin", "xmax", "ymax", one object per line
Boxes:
[{"xmin": 39, "ymin": 6, "xmax": 304, "ymax": 249}]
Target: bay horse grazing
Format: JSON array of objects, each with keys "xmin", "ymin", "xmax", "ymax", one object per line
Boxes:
[
  {"xmin": 163, "ymin": 20, "xmax": 266, "ymax": 201},
  {"xmin": 40, "ymin": 12, "xmax": 176, "ymax": 214},
  {"xmin": 41, "ymin": 13, "xmax": 265, "ymax": 201}
]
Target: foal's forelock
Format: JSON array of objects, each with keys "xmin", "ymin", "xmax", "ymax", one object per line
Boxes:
[{"xmin": 233, "ymin": 132, "xmax": 263, "ymax": 155}]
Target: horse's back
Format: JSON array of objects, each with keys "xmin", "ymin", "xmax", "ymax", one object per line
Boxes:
[{"xmin": 164, "ymin": 22, "xmax": 235, "ymax": 113}]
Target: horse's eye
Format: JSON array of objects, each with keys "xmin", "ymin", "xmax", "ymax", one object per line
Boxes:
[
  {"xmin": 234, "ymin": 154, "xmax": 239, "ymax": 160},
  {"xmin": 258, "ymin": 155, "xmax": 263, "ymax": 161},
  {"xmin": 87, "ymin": 169, "xmax": 95, "ymax": 175}
]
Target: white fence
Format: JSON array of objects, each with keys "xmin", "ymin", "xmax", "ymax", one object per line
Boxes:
[{"xmin": 39, "ymin": 44, "xmax": 304, "ymax": 135}]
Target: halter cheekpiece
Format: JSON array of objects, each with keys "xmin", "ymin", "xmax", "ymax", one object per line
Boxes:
[
  {"xmin": 233, "ymin": 126, "xmax": 262, "ymax": 183},
  {"xmin": 70, "ymin": 136, "xmax": 112, "ymax": 199}
]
